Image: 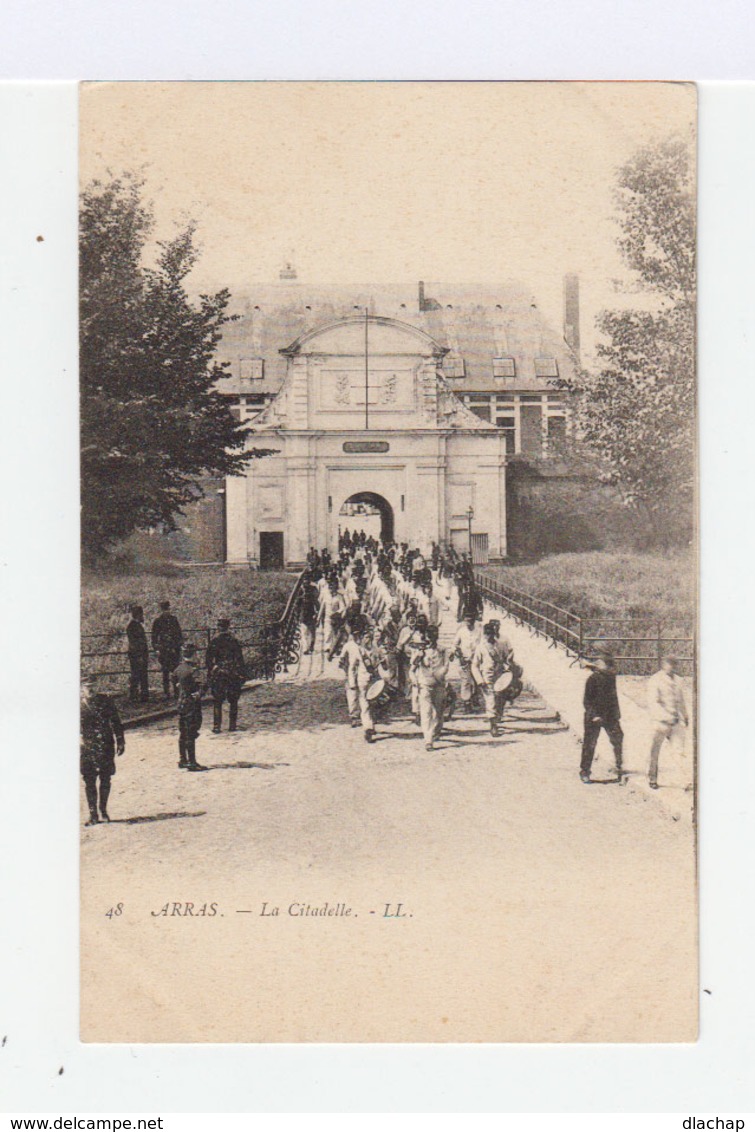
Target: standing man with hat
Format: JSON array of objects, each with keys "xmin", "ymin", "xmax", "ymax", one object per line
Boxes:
[
  {"xmin": 580, "ymin": 646, "xmax": 624, "ymax": 784},
  {"xmin": 471, "ymin": 619, "xmax": 515, "ymax": 737},
  {"xmin": 80, "ymin": 674, "xmax": 125, "ymax": 825},
  {"xmin": 126, "ymin": 604, "xmax": 150, "ymax": 704},
  {"xmin": 151, "ymin": 600, "xmax": 183, "ymax": 700},
  {"xmin": 173, "ymin": 643, "xmax": 205, "ymax": 770},
  {"xmin": 646, "ymin": 654, "xmax": 688, "ymax": 789},
  {"xmin": 206, "ymin": 618, "xmax": 246, "ymax": 733}
]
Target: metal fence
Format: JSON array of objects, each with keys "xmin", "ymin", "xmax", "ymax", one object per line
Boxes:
[
  {"xmin": 81, "ymin": 573, "xmax": 306, "ymax": 696},
  {"xmin": 475, "ymin": 570, "xmax": 695, "ymax": 677}
]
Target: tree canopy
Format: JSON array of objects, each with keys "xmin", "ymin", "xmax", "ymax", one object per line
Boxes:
[
  {"xmin": 80, "ymin": 174, "xmax": 273, "ymax": 558},
  {"xmin": 559, "ymin": 137, "xmax": 696, "ymax": 545}
]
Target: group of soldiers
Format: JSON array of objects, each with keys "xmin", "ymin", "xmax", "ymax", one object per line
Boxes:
[
  {"xmin": 81, "ymin": 534, "xmax": 690, "ymax": 824},
  {"xmin": 298, "ymin": 533, "xmax": 523, "ymax": 751},
  {"xmin": 80, "ymin": 608, "xmax": 248, "ymax": 824}
]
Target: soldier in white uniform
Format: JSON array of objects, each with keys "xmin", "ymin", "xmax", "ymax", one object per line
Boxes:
[
  {"xmin": 339, "ymin": 622, "xmax": 365, "ymax": 728},
  {"xmin": 452, "ymin": 614, "xmax": 482, "ymax": 709},
  {"xmin": 404, "ymin": 613, "xmax": 429, "ymax": 724},
  {"xmin": 318, "ymin": 576, "xmax": 347, "ymax": 658},
  {"xmin": 412, "ymin": 624, "xmax": 450, "ymax": 751},
  {"xmin": 471, "ymin": 619, "xmax": 515, "ymax": 736}
]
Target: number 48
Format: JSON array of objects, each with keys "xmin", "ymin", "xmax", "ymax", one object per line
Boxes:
[{"xmin": 105, "ymin": 903, "xmax": 123, "ymax": 919}]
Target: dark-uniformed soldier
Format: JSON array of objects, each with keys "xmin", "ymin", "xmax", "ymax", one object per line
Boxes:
[
  {"xmin": 80, "ymin": 675, "xmax": 125, "ymax": 825},
  {"xmin": 206, "ymin": 618, "xmax": 246, "ymax": 732},
  {"xmin": 172, "ymin": 643, "xmax": 205, "ymax": 771},
  {"xmin": 126, "ymin": 604, "xmax": 150, "ymax": 703},
  {"xmin": 151, "ymin": 600, "xmax": 183, "ymax": 699}
]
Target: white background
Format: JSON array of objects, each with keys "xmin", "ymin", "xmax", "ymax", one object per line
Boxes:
[{"xmin": 0, "ymin": 1, "xmax": 754, "ymax": 1114}]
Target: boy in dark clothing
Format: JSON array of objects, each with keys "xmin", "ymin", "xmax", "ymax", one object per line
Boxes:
[
  {"xmin": 580, "ymin": 647, "xmax": 624, "ymax": 783},
  {"xmin": 173, "ymin": 643, "xmax": 205, "ymax": 770}
]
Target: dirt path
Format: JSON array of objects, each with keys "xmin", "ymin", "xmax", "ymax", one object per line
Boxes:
[{"xmin": 81, "ymin": 670, "xmax": 696, "ymax": 1042}]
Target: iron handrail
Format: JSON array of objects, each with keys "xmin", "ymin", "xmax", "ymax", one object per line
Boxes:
[
  {"xmin": 82, "ymin": 571, "xmax": 307, "ymax": 687},
  {"xmin": 474, "ymin": 568, "xmax": 695, "ymax": 675}
]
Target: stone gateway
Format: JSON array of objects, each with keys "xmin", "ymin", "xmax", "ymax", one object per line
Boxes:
[{"xmin": 226, "ymin": 314, "xmax": 509, "ymax": 567}]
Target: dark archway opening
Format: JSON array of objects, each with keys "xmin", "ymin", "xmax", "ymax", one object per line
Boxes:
[{"xmin": 339, "ymin": 492, "xmax": 394, "ymax": 544}]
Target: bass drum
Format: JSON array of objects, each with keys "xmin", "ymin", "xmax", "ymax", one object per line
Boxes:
[
  {"xmin": 366, "ymin": 677, "xmax": 393, "ymax": 711},
  {"xmin": 493, "ymin": 670, "xmax": 514, "ymax": 694}
]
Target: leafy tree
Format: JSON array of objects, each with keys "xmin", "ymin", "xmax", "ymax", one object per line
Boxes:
[
  {"xmin": 559, "ymin": 137, "xmax": 696, "ymax": 545},
  {"xmin": 80, "ymin": 174, "xmax": 274, "ymax": 559}
]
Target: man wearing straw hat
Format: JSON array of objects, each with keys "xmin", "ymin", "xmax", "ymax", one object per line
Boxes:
[{"xmin": 580, "ymin": 645, "xmax": 624, "ymax": 784}]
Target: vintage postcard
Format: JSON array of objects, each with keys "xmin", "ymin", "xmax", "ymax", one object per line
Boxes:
[{"xmin": 79, "ymin": 81, "xmax": 697, "ymax": 1042}]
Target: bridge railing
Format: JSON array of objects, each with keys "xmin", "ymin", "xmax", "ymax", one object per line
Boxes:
[
  {"xmin": 80, "ymin": 572, "xmax": 307, "ymax": 696},
  {"xmin": 474, "ymin": 570, "xmax": 695, "ymax": 677}
]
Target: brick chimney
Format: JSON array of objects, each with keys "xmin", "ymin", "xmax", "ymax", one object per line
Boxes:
[
  {"xmin": 418, "ymin": 280, "xmax": 441, "ymax": 312},
  {"xmin": 563, "ymin": 273, "xmax": 580, "ymax": 362}
]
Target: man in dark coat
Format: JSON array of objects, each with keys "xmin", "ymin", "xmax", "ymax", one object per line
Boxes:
[
  {"xmin": 80, "ymin": 676, "xmax": 125, "ymax": 825},
  {"xmin": 126, "ymin": 604, "xmax": 150, "ymax": 703},
  {"xmin": 173, "ymin": 643, "xmax": 205, "ymax": 770},
  {"xmin": 206, "ymin": 618, "xmax": 246, "ymax": 732},
  {"xmin": 299, "ymin": 570, "xmax": 320, "ymax": 655},
  {"xmin": 151, "ymin": 600, "xmax": 183, "ymax": 699},
  {"xmin": 580, "ymin": 647, "xmax": 624, "ymax": 783}
]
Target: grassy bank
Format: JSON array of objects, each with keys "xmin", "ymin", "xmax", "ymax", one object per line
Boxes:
[
  {"xmin": 484, "ymin": 551, "xmax": 695, "ymax": 620},
  {"xmin": 82, "ymin": 565, "xmax": 295, "ymax": 647}
]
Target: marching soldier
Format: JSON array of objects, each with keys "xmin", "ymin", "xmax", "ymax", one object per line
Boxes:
[
  {"xmin": 412, "ymin": 624, "xmax": 450, "ymax": 751},
  {"xmin": 151, "ymin": 600, "xmax": 183, "ymax": 699},
  {"xmin": 126, "ymin": 604, "xmax": 150, "ymax": 703},
  {"xmin": 80, "ymin": 674, "xmax": 125, "ymax": 825},
  {"xmin": 206, "ymin": 618, "xmax": 246, "ymax": 733},
  {"xmin": 471, "ymin": 619, "xmax": 515, "ymax": 736},
  {"xmin": 339, "ymin": 616, "xmax": 367, "ymax": 728},
  {"xmin": 452, "ymin": 613, "xmax": 482, "ymax": 711},
  {"xmin": 404, "ymin": 613, "xmax": 430, "ymax": 724},
  {"xmin": 173, "ymin": 643, "xmax": 205, "ymax": 771},
  {"xmin": 341, "ymin": 619, "xmax": 378, "ymax": 742},
  {"xmin": 319, "ymin": 575, "xmax": 347, "ymax": 659}
]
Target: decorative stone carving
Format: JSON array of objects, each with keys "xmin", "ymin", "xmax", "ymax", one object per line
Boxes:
[
  {"xmin": 381, "ymin": 373, "xmax": 398, "ymax": 404},
  {"xmin": 334, "ymin": 372, "xmax": 351, "ymax": 405}
]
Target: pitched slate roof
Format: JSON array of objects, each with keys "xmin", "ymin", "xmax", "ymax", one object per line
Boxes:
[{"xmin": 215, "ymin": 280, "xmax": 576, "ymax": 396}]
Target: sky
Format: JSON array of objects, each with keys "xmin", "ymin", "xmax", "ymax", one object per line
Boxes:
[{"xmin": 80, "ymin": 81, "xmax": 696, "ymax": 357}]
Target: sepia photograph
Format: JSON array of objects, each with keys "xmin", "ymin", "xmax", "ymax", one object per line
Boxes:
[{"xmin": 78, "ymin": 80, "xmax": 697, "ymax": 1043}]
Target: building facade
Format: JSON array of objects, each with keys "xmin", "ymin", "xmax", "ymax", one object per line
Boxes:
[
  {"xmin": 167, "ymin": 277, "xmax": 579, "ymax": 565},
  {"xmin": 224, "ymin": 314, "xmax": 508, "ymax": 568}
]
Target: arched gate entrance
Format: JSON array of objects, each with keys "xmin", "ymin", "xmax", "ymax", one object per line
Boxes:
[{"xmin": 338, "ymin": 491, "xmax": 395, "ymax": 544}]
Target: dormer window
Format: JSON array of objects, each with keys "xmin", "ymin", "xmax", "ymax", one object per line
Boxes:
[
  {"xmin": 442, "ymin": 353, "xmax": 465, "ymax": 379},
  {"xmin": 239, "ymin": 356, "xmax": 264, "ymax": 382},
  {"xmin": 534, "ymin": 357, "xmax": 559, "ymax": 379},
  {"xmin": 492, "ymin": 356, "xmax": 516, "ymax": 380}
]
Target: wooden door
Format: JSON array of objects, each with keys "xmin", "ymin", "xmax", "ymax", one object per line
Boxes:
[{"xmin": 259, "ymin": 531, "xmax": 284, "ymax": 569}]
